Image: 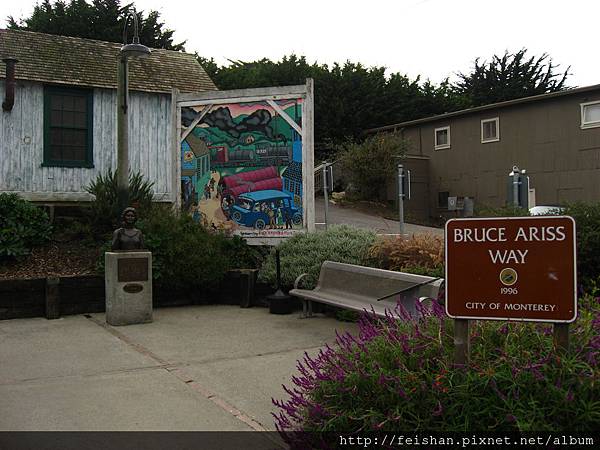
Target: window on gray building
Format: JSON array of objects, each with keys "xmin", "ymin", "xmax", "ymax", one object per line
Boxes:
[
  {"xmin": 481, "ymin": 117, "xmax": 500, "ymax": 143},
  {"xmin": 434, "ymin": 126, "xmax": 450, "ymax": 150},
  {"xmin": 581, "ymin": 101, "xmax": 600, "ymax": 129},
  {"xmin": 43, "ymin": 86, "xmax": 93, "ymax": 168}
]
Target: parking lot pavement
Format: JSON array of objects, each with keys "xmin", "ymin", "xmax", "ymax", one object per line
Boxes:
[{"xmin": 0, "ymin": 305, "xmax": 358, "ymax": 432}]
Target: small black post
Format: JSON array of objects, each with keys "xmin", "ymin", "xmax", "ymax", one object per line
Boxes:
[
  {"xmin": 268, "ymin": 250, "xmax": 293, "ymax": 314},
  {"xmin": 275, "ymin": 250, "xmax": 281, "ymax": 290},
  {"xmin": 239, "ymin": 269, "xmax": 256, "ymax": 308}
]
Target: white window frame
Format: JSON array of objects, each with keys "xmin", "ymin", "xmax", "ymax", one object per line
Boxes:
[
  {"xmin": 481, "ymin": 117, "xmax": 500, "ymax": 143},
  {"xmin": 434, "ymin": 126, "xmax": 450, "ymax": 150},
  {"xmin": 581, "ymin": 101, "xmax": 600, "ymax": 129}
]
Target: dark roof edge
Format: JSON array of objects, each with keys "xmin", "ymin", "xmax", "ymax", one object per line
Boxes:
[
  {"xmin": 366, "ymin": 83, "xmax": 600, "ymax": 133},
  {"xmin": 0, "ymin": 28, "xmax": 190, "ymax": 56},
  {"xmin": 0, "ymin": 77, "xmax": 178, "ymax": 94}
]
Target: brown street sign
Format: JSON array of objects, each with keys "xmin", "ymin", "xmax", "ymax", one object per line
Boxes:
[{"xmin": 445, "ymin": 216, "xmax": 577, "ymax": 323}]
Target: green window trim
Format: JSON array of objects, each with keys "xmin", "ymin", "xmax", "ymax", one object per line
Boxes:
[{"xmin": 43, "ymin": 85, "xmax": 94, "ymax": 168}]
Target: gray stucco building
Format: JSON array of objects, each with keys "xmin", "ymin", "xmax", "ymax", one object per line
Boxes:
[{"xmin": 370, "ymin": 84, "xmax": 600, "ymax": 220}]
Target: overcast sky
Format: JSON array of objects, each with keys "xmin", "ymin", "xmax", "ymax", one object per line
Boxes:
[{"xmin": 1, "ymin": 0, "xmax": 598, "ymax": 87}]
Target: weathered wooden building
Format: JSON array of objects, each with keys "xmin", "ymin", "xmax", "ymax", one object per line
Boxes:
[
  {"xmin": 0, "ymin": 29, "xmax": 216, "ymax": 203},
  {"xmin": 371, "ymin": 84, "xmax": 600, "ymax": 220}
]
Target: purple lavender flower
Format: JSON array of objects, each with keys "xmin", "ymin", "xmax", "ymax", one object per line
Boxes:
[{"xmin": 566, "ymin": 389, "xmax": 574, "ymax": 402}]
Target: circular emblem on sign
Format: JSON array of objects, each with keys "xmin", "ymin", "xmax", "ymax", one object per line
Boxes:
[
  {"xmin": 183, "ymin": 151, "xmax": 194, "ymax": 162},
  {"xmin": 499, "ymin": 268, "xmax": 518, "ymax": 286}
]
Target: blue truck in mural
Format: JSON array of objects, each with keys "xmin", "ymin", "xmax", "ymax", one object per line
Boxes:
[{"xmin": 229, "ymin": 190, "xmax": 302, "ymax": 230}]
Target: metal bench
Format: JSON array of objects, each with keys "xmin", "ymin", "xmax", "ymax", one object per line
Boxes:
[{"xmin": 289, "ymin": 261, "xmax": 444, "ymax": 319}]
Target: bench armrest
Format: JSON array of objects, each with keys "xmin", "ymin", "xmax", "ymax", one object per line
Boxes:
[{"xmin": 294, "ymin": 273, "xmax": 310, "ymax": 289}]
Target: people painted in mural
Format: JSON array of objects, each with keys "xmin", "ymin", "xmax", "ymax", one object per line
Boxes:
[
  {"xmin": 267, "ymin": 204, "xmax": 276, "ymax": 229},
  {"xmin": 283, "ymin": 208, "xmax": 293, "ymax": 229},
  {"xmin": 181, "ymin": 99, "xmax": 305, "ymax": 237},
  {"xmin": 192, "ymin": 204, "xmax": 201, "ymax": 223}
]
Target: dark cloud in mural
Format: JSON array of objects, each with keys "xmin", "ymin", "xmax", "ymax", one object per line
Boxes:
[
  {"xmin": 181, "ymin": 107, "xmax": 198, "ymax": 127},
  {"xmin": 201, "ymin": 107, "xmax": 274, "ymax": 139}
]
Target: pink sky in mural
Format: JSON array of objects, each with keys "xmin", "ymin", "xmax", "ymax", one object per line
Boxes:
[{"xmin": 193, "ymin": 100, "xmax": 302, "ymax": 118}]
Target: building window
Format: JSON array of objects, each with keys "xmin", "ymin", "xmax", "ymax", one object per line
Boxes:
[
  {"xmin": 581, "ymin": 101, "xmax": 600, "ymax": 129},
  {"xmin": 438, "ymin": 191, "xmax": 449, "ymax": 208},
  {"xmin": 481, "ymin": 117, "xmax": 500, "ymax": 143},
  {"xmin": 43, "ymin": 86, "xmax": 93, "ymax": 168},
  {"xmin": 434, "ymin": 126, "xmax": 450, "ymax": 150}
]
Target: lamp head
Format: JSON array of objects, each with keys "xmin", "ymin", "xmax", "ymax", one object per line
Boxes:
[
  {"xmin": 120, "ymin": 43, "xmax": 151, "ymax": 58},
  {"xmin": 120, "ymin": 10, "xmax": 151, "ymax": 58}
]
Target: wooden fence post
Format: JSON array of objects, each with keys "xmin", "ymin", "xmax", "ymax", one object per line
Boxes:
[{"xmin": 45, "ymin": 277, "xmax": 60, "ymax": 319}]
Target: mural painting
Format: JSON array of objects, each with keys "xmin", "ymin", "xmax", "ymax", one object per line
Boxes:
[{"xmin": 181, "ymin": 100, "xmax": 304, "ymax": 238}]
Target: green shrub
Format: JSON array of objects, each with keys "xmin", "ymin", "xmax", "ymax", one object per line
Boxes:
[
  {"xmin": 274, "ymin": 298, "xmax": 600, "ymax": 442},
  {"xmin": 336, "ymin": 132, "xmax": 408, "ymax": 202},
  {"xmin": 99, "ymin": 206, "xmax": 260, "ymax": 291},
  {"xmin": 0, "ymin": 193, "xmax": 52, "ymax": 258},
  {"xmin": 563, "ymin": 203, "xmax": 600, "ymax": 288},
  {"xmin": 258, "ymin": 225, "xmax": 377, "ymax": 289},
  {"xmin": 134, "ymin": 206, "xmax": 229, "ymax": 290},
  {"xmin": 475, "ymin": 204, "xmax": 530, "ymax": 217},
  {"xmin": 221, "ymin": 237, "xmax": 268, "ymax": 271},
  {"xmin": 85, "ymin": 170, "xmax": 155, "ymax": 234}
]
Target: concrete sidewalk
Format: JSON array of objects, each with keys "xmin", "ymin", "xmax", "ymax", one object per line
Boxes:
[{"xmin": 0, "ymin": 305, "xmax": 357, "ymax": 432}]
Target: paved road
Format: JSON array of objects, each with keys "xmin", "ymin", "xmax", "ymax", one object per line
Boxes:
[
  {"xmin": 314, "ymin": 197, "xmax": 444, "ymax": 236},
  {"xmin": 0, "ymin": 305, "xmax": 357, "ymax": 436}
]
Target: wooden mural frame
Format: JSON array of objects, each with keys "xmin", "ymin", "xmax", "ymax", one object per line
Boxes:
[{"xmin": 172, "ymin": 80, "xmax": 315, "ymax": 245}]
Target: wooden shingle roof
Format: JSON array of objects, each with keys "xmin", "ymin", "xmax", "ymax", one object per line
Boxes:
[{"xmin": 0, "ymin": 29, "xmax": 217, "ymax": 94}]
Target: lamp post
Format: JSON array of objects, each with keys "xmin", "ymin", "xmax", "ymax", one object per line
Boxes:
[{"xmin": 117, "ymin": 11, "xmax": 151, "ymax": 212}]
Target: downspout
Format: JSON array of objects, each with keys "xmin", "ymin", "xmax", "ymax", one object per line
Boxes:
[{"xmin": 2, "ymin": 58, "xmax": 18, "ymax": 112}]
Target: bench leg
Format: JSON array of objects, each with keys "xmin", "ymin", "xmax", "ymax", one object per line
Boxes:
[{"xmin": 300, "ymin": 300, "xmax": 315, "ymax": 319}]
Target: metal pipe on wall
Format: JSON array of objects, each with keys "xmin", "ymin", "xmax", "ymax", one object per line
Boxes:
[{"xmin": 2, "ymin": 58, "xmax": 18, "ymax": 112}]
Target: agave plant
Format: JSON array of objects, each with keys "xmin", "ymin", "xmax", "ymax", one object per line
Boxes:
[{"xmin": 85, "ymin": 169, "xmax": 154, "ymax": 234}]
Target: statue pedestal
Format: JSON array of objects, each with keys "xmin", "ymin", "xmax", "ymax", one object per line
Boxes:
[{"xmin": 105, "ymin": 251, "xmax": 153, "ymax": 326}]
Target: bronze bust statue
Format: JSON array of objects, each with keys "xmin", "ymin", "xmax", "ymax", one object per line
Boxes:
[{"xmin": 111, "ymin": 207, "xmax": 145, "ymax": 251}]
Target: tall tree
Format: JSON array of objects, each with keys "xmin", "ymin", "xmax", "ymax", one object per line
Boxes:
[
  {"xmin": 454, "ymin": 49, "xmax": 570, "ymax": 107},
  {"xmin": 203, "ymin": 54, "xmax": 466, "ymax": 148},
  {"xmin": 7, "ymin": 0, "xmax": 185, "ymax": 50}
]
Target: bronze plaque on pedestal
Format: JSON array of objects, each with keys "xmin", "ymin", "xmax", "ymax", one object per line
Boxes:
[{"xmin": 117, "ymin": 258, "xmax": 149, "ymax": 282}]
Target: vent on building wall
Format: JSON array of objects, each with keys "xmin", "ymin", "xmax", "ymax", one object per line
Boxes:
[{"xmin": 2, "ymin": 58, "xmax": 18, "ymax": 112}]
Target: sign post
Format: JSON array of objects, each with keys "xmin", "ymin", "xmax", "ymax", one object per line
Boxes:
[
  {"xmin": 453, "ymin": 319, "xmax": 470, "ymax": 365},
  {"xmin": 397, "ymin": 165, "xmax": 411, "ymax": 235},
  {"xmin": 323, "ymin": 163, "xmax": 329, "ymax": 231},
  {"xmin": 553, "ymin": 323, "xmax": 570, "ymax": 353},
  {"xmin": 445, "ymin": 216, "xmax": 577, "ymax": 364}
]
